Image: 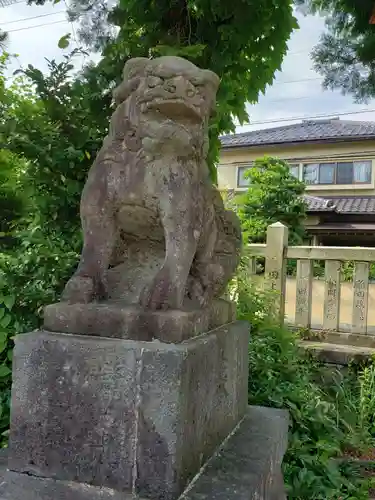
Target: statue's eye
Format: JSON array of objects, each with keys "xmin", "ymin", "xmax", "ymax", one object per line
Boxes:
[
  {"xmin": 148, "ymin": 76, "xmax": 163, "ymax": 88},
  {"xmin": 194, "ymin": 84, "xmax": 204, "ymax": 95}
]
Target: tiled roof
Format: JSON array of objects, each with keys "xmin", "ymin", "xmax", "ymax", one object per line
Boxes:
[
  {"xmin": 303, "ymin": 195, "xmax": 336, "ymax": 212},
  {"xmin": 304, "ymin": 195, "xmax": 375, "ymax": 214},
  {"xmin": 220, "ymin": 118, "xmax": 375, "ymax": 148}
]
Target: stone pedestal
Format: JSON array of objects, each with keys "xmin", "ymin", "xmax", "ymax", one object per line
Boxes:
[
  {"xmin": 43, "ymin": 298, "xmax": 236, "ymax": 343},
  {"xmin": 0, "ymin": 406, "xmax": 289, "ymax": 500},
  {"xmin": 7, "ymin": 321, "xmax": 249, "ymax": 500}
]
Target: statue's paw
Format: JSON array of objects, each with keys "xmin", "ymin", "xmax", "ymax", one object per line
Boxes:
[
  {"xmin": 186, "ymin": 274, "xmax": 214, "ymax": 308},
  {"xmin": 61, "ymin": 276, "xmax": 95, "ymax": 304},
  {"xmin": 140, "ymin": 268, "xmax": 181, "ymax": 310},
  {"xmin": 186, "ymin": 276, "xmax": 206, "ymax": 307}
]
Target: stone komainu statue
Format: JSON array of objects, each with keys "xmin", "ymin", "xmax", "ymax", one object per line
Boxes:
[{"xmin": 62, "ymin": 56, "xmax": 241, "ymax": 311}]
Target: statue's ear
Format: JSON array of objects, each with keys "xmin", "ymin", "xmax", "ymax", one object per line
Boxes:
[
  {"xmin": 122, "ymin": 57, "xmax": 149, "ymax": 81},
  {"xmin": 113, "ymin": 57, "xmax": 150, "ymax": 105},
  {"xmin": 113, "ymin": 76, "xmax": 142, "ymax": 105}
]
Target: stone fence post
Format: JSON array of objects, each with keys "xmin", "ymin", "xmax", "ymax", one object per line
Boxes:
[{"xmin": 265, "ymin": 222, "xmax": 288, "ymax": 324}]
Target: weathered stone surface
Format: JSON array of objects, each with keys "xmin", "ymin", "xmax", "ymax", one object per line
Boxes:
[
  {"xmin": 8, "ymin": 321, "xmax": 249, "ymax": 499},
  {"xmin": 43, "ymin": 298, "xmax": 236, "ymax": 342},
  {"xmin": 181, "ymin": 406, "xmax": 289, "ymax": 500},
  {"xmin": 0, "ymin": 470, "xmax": 133, "ymax": 500},
  {"xmin": 54, "ymin": 56, "xmax": 241, "ymax": 325},
  {"xmin": 0, "ymin": 406, "xmax": 289, "ymax": 500},
  {"xmin": 299, "ymin": 340, "xmax": 375, "ymax": 365}
]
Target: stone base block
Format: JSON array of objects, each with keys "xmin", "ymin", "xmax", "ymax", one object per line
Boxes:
[
  {"xmin": 182, "ymin": 406, "xmax": 289, "ymax": 500},
  {"xmin": 8, "ymin": 321, "xmax": 249, "ymax": 499},
  {"xmin": 0, "ymin": 406, "xmax": 289, "ymax": 500},
  {"xmin": 43, "ymin": 298, "xmax": 236, "ymax": 342}
]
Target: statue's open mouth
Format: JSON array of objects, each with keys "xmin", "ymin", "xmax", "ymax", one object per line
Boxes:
[{"xmin": 146, "ymin": 98, "xmax": 202, "ymax": 122}]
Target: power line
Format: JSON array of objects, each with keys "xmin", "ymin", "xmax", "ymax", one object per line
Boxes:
[
  {"xmin": 273, "ymin": 76, "xmax": 322, "ymax": 86},
  {"xmin": 241, "ymin": 108, "xmax": 375, "ymax": 127},
  {"xmin": 0, "ymin": 10, "xmax": 66, "ymax": 26},
  {"xmin": 7, "ymin": 19, "xmax": 69, "ymax": 33},
  {"xmin": 260, "ymin": 94, "xmax": 323, "ymax": 105},
  {"xmin": 3, "ymin": 11, "xmax": 315, "ymax": 60}
]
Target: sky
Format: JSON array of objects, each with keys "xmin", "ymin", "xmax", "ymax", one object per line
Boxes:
[{"xmin": 1, "ymin": 1, "xmax": 375, "ymax": 133}]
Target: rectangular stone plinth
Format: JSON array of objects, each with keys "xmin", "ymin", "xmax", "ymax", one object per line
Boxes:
[
  {"xmin": 8, "ymin": 321, "xmax": 249, "ymax": 499},
  {"xmin": 43, "ymin": 298, "xmax": 236, "ymax": 343},
  {"xmin": 182, "ymin": 406, "xmax": 289, "ymax": 500},
  {"xmin": 0, "ymin": 406, "xmax": 289, "ymax": 500}
]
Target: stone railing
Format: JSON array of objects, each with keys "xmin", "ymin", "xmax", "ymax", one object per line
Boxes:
[{"xmin": 247, "ymin": 222, "xmax": 375, "ymax": 334}]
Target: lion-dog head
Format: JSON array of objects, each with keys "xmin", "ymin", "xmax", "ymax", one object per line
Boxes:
[{"xmin": 112, "ymin": 56, "xmax": 220, "ymax": 158}]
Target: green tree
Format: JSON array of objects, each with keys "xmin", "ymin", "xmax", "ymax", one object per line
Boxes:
[
  {"xmin": 236, "ymin": 156, "xmax": 307, "ymax": 245},
  {"xmin": 28, "ymin": 0, "xmax": 298, "ymax": 181},
  {"xmin": 296, "ymin": 0, "xmax": 375, "ymax": 102},
  {"xmin": 0, "ymin": 51, "xmax": 105, "ymax": 329},
  {"xmin": 0, "ymin": 150, "xmax": 27, "ymax": 250},
  {"xmin": 1, "ymin": 51, "xmax": 109, "ymax": 237}
]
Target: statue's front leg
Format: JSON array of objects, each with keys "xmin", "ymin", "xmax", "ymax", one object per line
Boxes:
[
  {"xmin": 140, "ymin": 180, "xmax": 199, "ymax": 311},
  {"xmin": 62, "ymin": 172, "xmax": 116, "ymax": 304}
]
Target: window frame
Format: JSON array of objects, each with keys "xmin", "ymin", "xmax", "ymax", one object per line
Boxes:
[
  {"xmin": 237, "ymin": 165, "xmax": 252, "ymax": 188},
  {"xmin": 302, "ymin": 160, "xmax": 372, "ymax": 186},
  {"xmin": 288, "ymin": 163, "xmax": 300, "ymax": 179}
]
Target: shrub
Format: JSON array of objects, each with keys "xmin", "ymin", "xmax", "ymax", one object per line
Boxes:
[
  {"xmin": 236, "ymin": 156, "xmax": 307, "ymax": 246},
  {"xmin": 0, "ymin": 290, "xmax": 15, "ymax": 447}
]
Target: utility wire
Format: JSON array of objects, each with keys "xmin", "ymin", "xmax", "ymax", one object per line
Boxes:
[
  {"xmin": 7, "ymin": 19, "xmax": 69, "ymax": 33},
  {"xmin": 241, "ymin": 108, "xmax": 375, "ymax": 128},
  {"xmin": 0, "ymin": 10, "xmax": 65, "ymax": 25},
  {"xmin": 273, "ymin": 76, "xmax": 322, "ymax": 86},
  {"xmin": 3, "ymin": 12, "xmax": 315, "ymax": 59},
  {"xmin": 260, "ymin": 94, "xmax": 325, "ymax": 104}
]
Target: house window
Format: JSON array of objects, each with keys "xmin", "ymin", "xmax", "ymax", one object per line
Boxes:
[
  {"xmin": 303, "ymin": 160, "xmax": 372, "ymax": 185},
  {"xmin": 237, "ymin": 165, "xmax": 252, "ymax": 187},
  {"xmin": 289, "ymin": 164, "xmax": 299, "ymax": 179}
]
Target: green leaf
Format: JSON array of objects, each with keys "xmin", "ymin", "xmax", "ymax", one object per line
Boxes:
[
  {"xmin": 0, "ymin": 365, "xmax": 11, "ymax": 378},
  {"xmin": 2, "ymin": 295, "xmax": 14, "ymax": 311},
  {"xmin": 0, "ymin": 315, "xmax": 11, "ymax": 328},
  {"xmin": 58, "ymin": 34, "xmax": 71, "ymax": 49},
  {"xmin": 0, "ymin": 341, "xmax": 8, "ymax": 355}
]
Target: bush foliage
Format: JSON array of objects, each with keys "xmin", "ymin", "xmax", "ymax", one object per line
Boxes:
[
  {"xmin": 234, "ymin": 257, "xmax": 375, "ymax": 498},
  {"xmin": 236, "ymin": 156, "xmax": 307, "ymax": 245}
]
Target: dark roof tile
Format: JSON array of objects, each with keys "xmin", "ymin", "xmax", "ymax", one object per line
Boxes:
[
  {"xmin": 304, "ymin": 195, "xmax": 375, "ymax": 214},
  {"xmin": 221, "ymin": 118, "xmax": 375, "ymax": 148}
]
